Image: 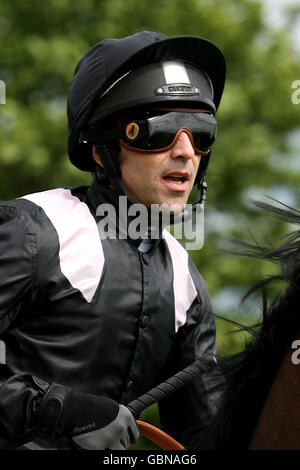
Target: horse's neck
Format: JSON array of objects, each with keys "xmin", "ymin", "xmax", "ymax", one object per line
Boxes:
[{"xmin": 249, "ymin": 334, "xmax": 300, "ymax": 450}]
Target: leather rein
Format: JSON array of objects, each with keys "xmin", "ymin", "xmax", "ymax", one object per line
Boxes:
[{"xmin": 137, "ymin": 420, "xmax": 185, "ymax": 450}]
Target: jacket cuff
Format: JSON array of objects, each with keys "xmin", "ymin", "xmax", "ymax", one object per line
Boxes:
[{"xmin": 33, "ymin": 383, "xmax": 71, "ymax": 438}]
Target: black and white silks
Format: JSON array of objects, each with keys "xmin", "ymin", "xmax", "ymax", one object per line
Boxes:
[{"xmin": 0, "ymin": 176, "xmax": 218, "ymax": 449}]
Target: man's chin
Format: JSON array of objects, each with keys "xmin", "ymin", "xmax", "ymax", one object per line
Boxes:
[{"xmin": 149, "ymin": 201, "xmax": 185, "ymax": 215}]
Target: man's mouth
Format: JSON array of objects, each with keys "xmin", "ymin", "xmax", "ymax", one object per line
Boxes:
[
  {"xmin": 162, "ymin": 172, "xmax": 190, "ymax": 191},
  {"xmin": 163, "ymin": 172, "xmax": 189, "ymax": 184}
]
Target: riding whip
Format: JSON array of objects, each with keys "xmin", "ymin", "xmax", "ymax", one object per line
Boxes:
[
  {"xmin": 127, "ymin": 353, "xmax": 216, "ymax": 417},
  {"xmin": 126, "ymin": 354, "xmax": 216, "ymax": 449}
]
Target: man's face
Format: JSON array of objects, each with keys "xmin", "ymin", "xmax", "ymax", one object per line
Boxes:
[{"xmin": 118, "ymin": 126, "xmax": 202, "ymax": 213}]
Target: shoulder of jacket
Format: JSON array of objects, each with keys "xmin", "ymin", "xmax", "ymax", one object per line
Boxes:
[
  {"xmin": 3, "ymin": 188, "xmax": 88, "ymax": 223},
  {"xmin": 18, "ymin": 188, "xmax": 103, "ymax": 303},
  {"xmin": 162, "ymin": 228, "xmax": 201, "ymax": 277},
  {"xmin": 19, "ymin": 187, "xmax": 79, "ymax": 209},
  {"xmin": 0, "ymin": 188, "xmax": 90, "ymax": 235},
  {"xmin": 0, "ymin": 199, "xmax": 39, "ymax": 258},
  {"xmin": 1, "ymin": 188, "xmax": 72, "ymax": 213},
  {"xmin": 162, "ymin": 228, "xmax": 188, "ymax": 261},
  {"xmin": 163, "ymin": 228, "xmax": 209, "ymax": 297},
  {"xmin": 0, "ymin": 197, "xmax": 39, "ymax": 224}
]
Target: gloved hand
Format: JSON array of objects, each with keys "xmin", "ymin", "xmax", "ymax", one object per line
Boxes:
[{"xmin": 34, "ymin": 383, "xmax": 140, "ymax": 450}]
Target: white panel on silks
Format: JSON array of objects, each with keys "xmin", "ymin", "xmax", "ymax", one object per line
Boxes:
[
  {"xmin": 163, "ymin": 230, "xmax": 197, "ymax": 332},
  {"xmin": 22, "ymin": 188, "xmax": 104, "ymax": 303}
]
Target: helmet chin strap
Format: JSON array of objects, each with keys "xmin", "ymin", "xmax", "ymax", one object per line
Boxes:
[
  {"xmin": 95, "ymin": 144, "xmax": 127, "ymax": 198},
  {"xmin": 169, "ymin": 177, "xmax": 207, "ymax": 225},
  {"xmin": 193, "ymin": 177, "xmax": 207, "ymax": 209}
]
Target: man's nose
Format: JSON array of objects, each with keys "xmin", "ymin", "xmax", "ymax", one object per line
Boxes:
[{"xmin": 169, "ymin": 130, "xmax": 196, "ymax": 160}]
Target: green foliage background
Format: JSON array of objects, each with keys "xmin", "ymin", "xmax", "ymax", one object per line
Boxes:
[{"xmin": 1, "ymin": 0, "xmax": 300, "ymax": 449}]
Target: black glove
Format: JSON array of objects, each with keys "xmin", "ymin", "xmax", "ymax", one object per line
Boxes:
[{"xmin": 34, "ymin": 383, "xmax": 140, "ymax": 450}]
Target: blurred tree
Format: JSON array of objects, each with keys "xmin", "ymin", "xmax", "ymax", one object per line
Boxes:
[{"xmin": 0, "ymin": 0, "xmax": 300, "ymax": 346}]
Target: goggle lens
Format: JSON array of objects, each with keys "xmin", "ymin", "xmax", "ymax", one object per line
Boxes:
[{"xmin": 121, "ymin": 111, "xmax": 217, "ymax": 154}]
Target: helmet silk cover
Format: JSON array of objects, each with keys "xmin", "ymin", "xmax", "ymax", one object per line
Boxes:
[{"xmin": 67, "ymin": 31, "xmax": 226, "ymax": 172}]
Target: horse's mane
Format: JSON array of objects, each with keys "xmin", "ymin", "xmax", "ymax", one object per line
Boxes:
[{"xmin": 200, "ymin": 200, "xmax": 300, "ymax": 449}]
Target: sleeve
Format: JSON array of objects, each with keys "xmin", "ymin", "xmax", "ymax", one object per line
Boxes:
[
  {"xmin": 0, "ymin": 204, "xmax": 49, "ymax": 448},
  {"xmin": 158, "ymin": 259, "xmax": 223, "ymax": 450}
]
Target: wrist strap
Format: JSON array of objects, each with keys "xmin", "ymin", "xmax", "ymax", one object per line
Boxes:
[{"xmin": 35, "ymin": 383, "xmax": 71, "ymax": 438}]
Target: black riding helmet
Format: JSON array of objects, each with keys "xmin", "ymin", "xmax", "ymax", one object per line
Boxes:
[
  {"xmin": 87, "ymin": 61, "xmax": 215, "ymax": 128},
  {"xmin": 67, "ymin": 30, "xmax": 226, "ymax": 187}
]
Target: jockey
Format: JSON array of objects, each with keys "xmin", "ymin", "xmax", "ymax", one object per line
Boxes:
[{"xmin": 0, "ymin": 31, "xmax": 226, "ymax": 450}]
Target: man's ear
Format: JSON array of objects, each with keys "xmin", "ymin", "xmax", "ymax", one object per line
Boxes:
[{"xmin": 92, "ymin": 145, "xmax": 104, "ymax": 168}]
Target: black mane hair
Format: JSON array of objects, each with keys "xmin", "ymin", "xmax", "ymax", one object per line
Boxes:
[{"xmin": 200, "ymin": 200, "xmax": 300, "ymax": 449}]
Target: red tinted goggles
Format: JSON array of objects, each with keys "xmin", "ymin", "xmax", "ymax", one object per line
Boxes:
[
  {"xmin": 80, "ymin": 110, "xmax": 217, "ymax": 155},
  {"xmin": 120, "ymin": 111, "xmax": 217, "ymax": 154}
]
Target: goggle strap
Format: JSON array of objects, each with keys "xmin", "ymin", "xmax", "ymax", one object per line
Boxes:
[{"xmin": 80, "ymin": 128, "xmax": 122, "ymax": 144}]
